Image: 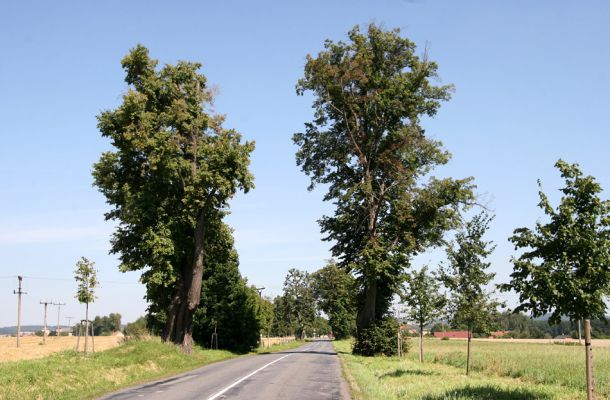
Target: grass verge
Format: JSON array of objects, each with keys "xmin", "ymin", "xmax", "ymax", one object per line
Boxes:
[
  {"xmin": 333, "ymin": 339, "xmax": 586, "ymax": 400},
  {"xmin": 0, "ymin": 338, "xmax": 235, "ymax": 400}
]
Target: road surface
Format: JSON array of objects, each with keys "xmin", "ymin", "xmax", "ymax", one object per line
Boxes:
[{"xmin": 98, "ymin": 340, "xmax": 350, "ymax": 400}]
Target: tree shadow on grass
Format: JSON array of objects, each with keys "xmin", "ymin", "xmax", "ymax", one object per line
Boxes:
[
  {"xmin": 421, "ymin": 385, "xmax": 551, "ymax": 400},
  {"xmin": 379, "ymin": 368, "xmax": 438, "ymax": 378}
]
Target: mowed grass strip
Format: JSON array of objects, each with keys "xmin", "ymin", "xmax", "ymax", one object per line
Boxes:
[
  {"xmin": 333, "ymin": 339, "xmax": 584, "ymax": 400},
  {"xmin": 0, "ymin": 338, "xmax": 236, "ymax": 400},
  {"xmin": 414, "ymin": 338, "xmax": 610, "ymax": 397}
]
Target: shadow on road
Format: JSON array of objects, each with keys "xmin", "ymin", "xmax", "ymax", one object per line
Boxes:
[{"xmin": 276, "ymin": 350, "xmax": 338, "ymax": 355}]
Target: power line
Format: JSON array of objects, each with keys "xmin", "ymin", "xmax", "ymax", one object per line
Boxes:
[{"xmin": 3, "ymin": 275, "xmax": 139, "ymax": 285}]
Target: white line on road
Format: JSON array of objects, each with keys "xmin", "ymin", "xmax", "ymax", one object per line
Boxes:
[{"xmin": 206, "ymin": 354, "xmax": 293, "ymax": 400}]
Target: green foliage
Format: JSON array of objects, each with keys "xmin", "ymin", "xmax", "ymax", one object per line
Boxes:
[
  {"xmin": 402, "ymin": 265, "xmax": 446, "ymax": 331},
  {"xmin": 74, "ymin": 257, "xmax": 98, "ymax": 305},
  {"xmin": 271, "ymin": 295, "xmax": 292, "ymax": 337},
  {"xmin": 282, "ymin": 268, "xmax": 317, "ymax": 339},
  {"xmin": 311, "ymin": 261, "xmax": 357, "ymax": 339},
  {"xmin": 124, "ymin": 316, "xmax": 149, "ymax": 337},
  {"xmin": 292, "ymin": 23, "xmax": 475, "ymax": 352},
  {"xmin": 353, "ymin": 316, "xmax": 400, "ymax": 356},
  {"xmin": 441, "ymin": 213, "xmax": 500, "ymax": 334},
  {"xmin": 92, "ymin": 313, "xmax": 122, "ymax": 336},
  {"xmin": 92, "ymin": 45, "xmax": 254, "ymax": 344},
  {"xmin": 501, "ymin": 160, "xmax": 610, "ymax": 323},
  {"xmin": 313, "ymin": 316, "xmax": 332, "ymax": 336},
  {"xmin": 192, "ymin": 229, "xmax": 262, "ymax": 353},
  {"xmin": 256, "ymin": 295, "xmax": 275, "ymax": 336}
]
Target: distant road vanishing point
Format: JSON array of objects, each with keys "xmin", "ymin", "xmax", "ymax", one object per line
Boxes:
[{"xmin": 98, "ymin": 339, "xmax": 350, "ymax": 400}]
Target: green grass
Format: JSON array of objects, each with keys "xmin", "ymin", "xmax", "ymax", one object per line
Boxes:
[
  {"xmin": 334, "ymin": 339, "xmax": 603, "ymax": 400},
  {"xmin": 413, "ymin": 338, "xmax": 610, "ymax": 397}
]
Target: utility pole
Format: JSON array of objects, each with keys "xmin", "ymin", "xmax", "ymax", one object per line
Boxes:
[
  {"xmin": 53, "ymin": 302, "xmax": 66, "ymax": 336},
  {"xmin": 255, "ymin": 287, "xmax": 265, "ymax": 297},
  {"xmin": 14, "ymin": 276, "xmax": 27, "ymax": 348},
  {"xmin": 66, "ymin": 316, "xmax": 73, "ymax": 334},
  {"xmin": 40, "ymin": 300, "xmax": 53, "ymax": 344}
]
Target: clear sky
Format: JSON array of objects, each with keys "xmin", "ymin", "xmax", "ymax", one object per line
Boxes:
[{"xmin": 0, "ymin": 0, "xmax": 609, "ymax": 327}]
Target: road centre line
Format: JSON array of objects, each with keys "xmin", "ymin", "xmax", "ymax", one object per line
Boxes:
[{"xmin": 206, "ymin": 354, "xmax": 293, "ymax": 400}]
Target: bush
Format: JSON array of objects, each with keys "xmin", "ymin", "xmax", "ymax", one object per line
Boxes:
[
  {"xmin": 353, "ymin": 317, "xmax": 399, "ymax": 356},
  {"xmin": 124, "ymin": 316, "xmax": 149, "ymax": 339}
]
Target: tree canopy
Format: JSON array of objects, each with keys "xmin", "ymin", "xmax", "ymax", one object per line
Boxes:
[
  {"xmin": 502, "ymin": 160, "xmax": 610, "ymax": 324},
  {"xmin": 311, "ymin": 261, "xmax": 357, "ymax": 339},
  {"xmin": 282, "ymin": 268, "xmax": 317, "ymax": 339},
  {"xmin": 441, "ymin": 213, "xmax": 499, "ymax": 334},
  {"xmin": 93, "ymin": 45, "xmax": 254, "ymax": 351},
  {"xmin": 293, "ymin": 23, "xmax": 474, "ymax": 353}
]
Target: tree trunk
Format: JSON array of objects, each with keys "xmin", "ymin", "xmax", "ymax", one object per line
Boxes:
[
  {"xmin": 84, "ymin": 302, "xmax": 89, "ymax": 355},
  {"xmin": 466, "ymin": 326, "xmax": 472, "ymax": 376},
  {"xmin": 419, "ymin": 322, "xmax": 424, "ymax": 363},
  {"xmin": 357, "ymin": 280, "xmax": 377, "ymax": 331},
  {"xmin": 585, "ymin": 319, "xmax": 595, "ymax": 400},
  {"xmin": 162, "ymin": 212, "xmax": 206, "ymax": 353}
]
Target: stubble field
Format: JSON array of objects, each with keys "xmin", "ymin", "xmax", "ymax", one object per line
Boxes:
[{"xmin": 0, "ymin": 335, "xmax": 122, "ymax": 362}]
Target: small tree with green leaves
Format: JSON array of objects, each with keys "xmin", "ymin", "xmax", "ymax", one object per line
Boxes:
[
  {"xmin": 440, "ymin": 213, "xmax": 500, "ymax": 375},
  {"xmin": 402, "ymin": 265, "xmax": 446, "ymax": 362},
  {"xmin": 501, "ymin": 160, "xmax": 610, "ymax": 400},
  {"xmin": 74, "ymin": 257, "xmax": 98, "ymax": 354}
]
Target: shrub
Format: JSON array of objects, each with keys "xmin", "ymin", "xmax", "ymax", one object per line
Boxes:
[{"xmin": 353, "ymin": 317, "xmax": 399, "ymax": 356}]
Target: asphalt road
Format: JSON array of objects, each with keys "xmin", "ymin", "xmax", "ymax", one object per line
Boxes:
[{"xmin": 98, "ymin": 340, "xmax": 350, "ymax": 400}]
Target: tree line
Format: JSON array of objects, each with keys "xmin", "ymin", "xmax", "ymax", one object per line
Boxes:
[{"xmin": 91, "ymin": 23, "xmax": 609, "ymax": 398}]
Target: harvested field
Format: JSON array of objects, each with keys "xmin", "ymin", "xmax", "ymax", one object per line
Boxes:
[{"xmin": 0, "ymin": 335, "xmax": 122, "ymax": 362}]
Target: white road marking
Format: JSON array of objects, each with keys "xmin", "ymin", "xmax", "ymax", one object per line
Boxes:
[{"xmin": 206, "ymin": 354, "xmax": 293, "ymax": 400}]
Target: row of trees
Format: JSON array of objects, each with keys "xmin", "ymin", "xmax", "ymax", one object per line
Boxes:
[
  {"xmin": 290, "ymin": 23, "xmax": 609, "ymax": 399},
  {"xmin": 90, "ymin": 23, "xmax": 608, "ymax": 399}
]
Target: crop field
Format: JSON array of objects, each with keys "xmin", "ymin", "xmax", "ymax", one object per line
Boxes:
[
  {"xmin": 335, "ymin": 338, "xmax": 610, "ymax": 399},
  {"xmin": 0, "ymin": 336, "xmax": 122, "ymax": 362}
]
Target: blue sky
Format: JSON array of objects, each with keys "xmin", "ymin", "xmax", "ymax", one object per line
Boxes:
[{"xmin": 0, "ymin": 0, "xmax": 608, "ymax": 327}]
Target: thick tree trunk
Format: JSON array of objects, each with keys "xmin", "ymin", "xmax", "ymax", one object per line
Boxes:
[
  {"xmin": 585, "ymin": 318, "xmax": 595, "ymax": 400},
  {"xmin": 357, "ymin": 280, "xmax": 377, "ymax": 330},
  {"xmin": 466, "ymin": 326, "xmax": 472, "ymax": 376},
  {"xmin": 162, "ymin": 212, "xmax": 206, "ymax": 353}
]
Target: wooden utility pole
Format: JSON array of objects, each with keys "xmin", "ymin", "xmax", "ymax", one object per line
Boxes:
[
  {"xmin": 65, "ymin": 316, "xmax": 73, "ymax": 334},
  {"xmin": 40, "ymin": 300, "xmax": 52, "ymax": 344},
  {"xmin": 585, "ymin": 319, "xmax": 595, "ymax": 400},
  {"xmin": 14, "ymin": 276, "xmax": 27, "ymax": 348},
  {"xmin": 53, "ymin": 302, "xmax": 66, "ymax": 336}
]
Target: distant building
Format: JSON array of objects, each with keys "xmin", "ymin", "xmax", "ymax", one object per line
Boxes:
[{"xmin": 434, "ymin": 331, "xmax": 469, "ymax": 339}]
